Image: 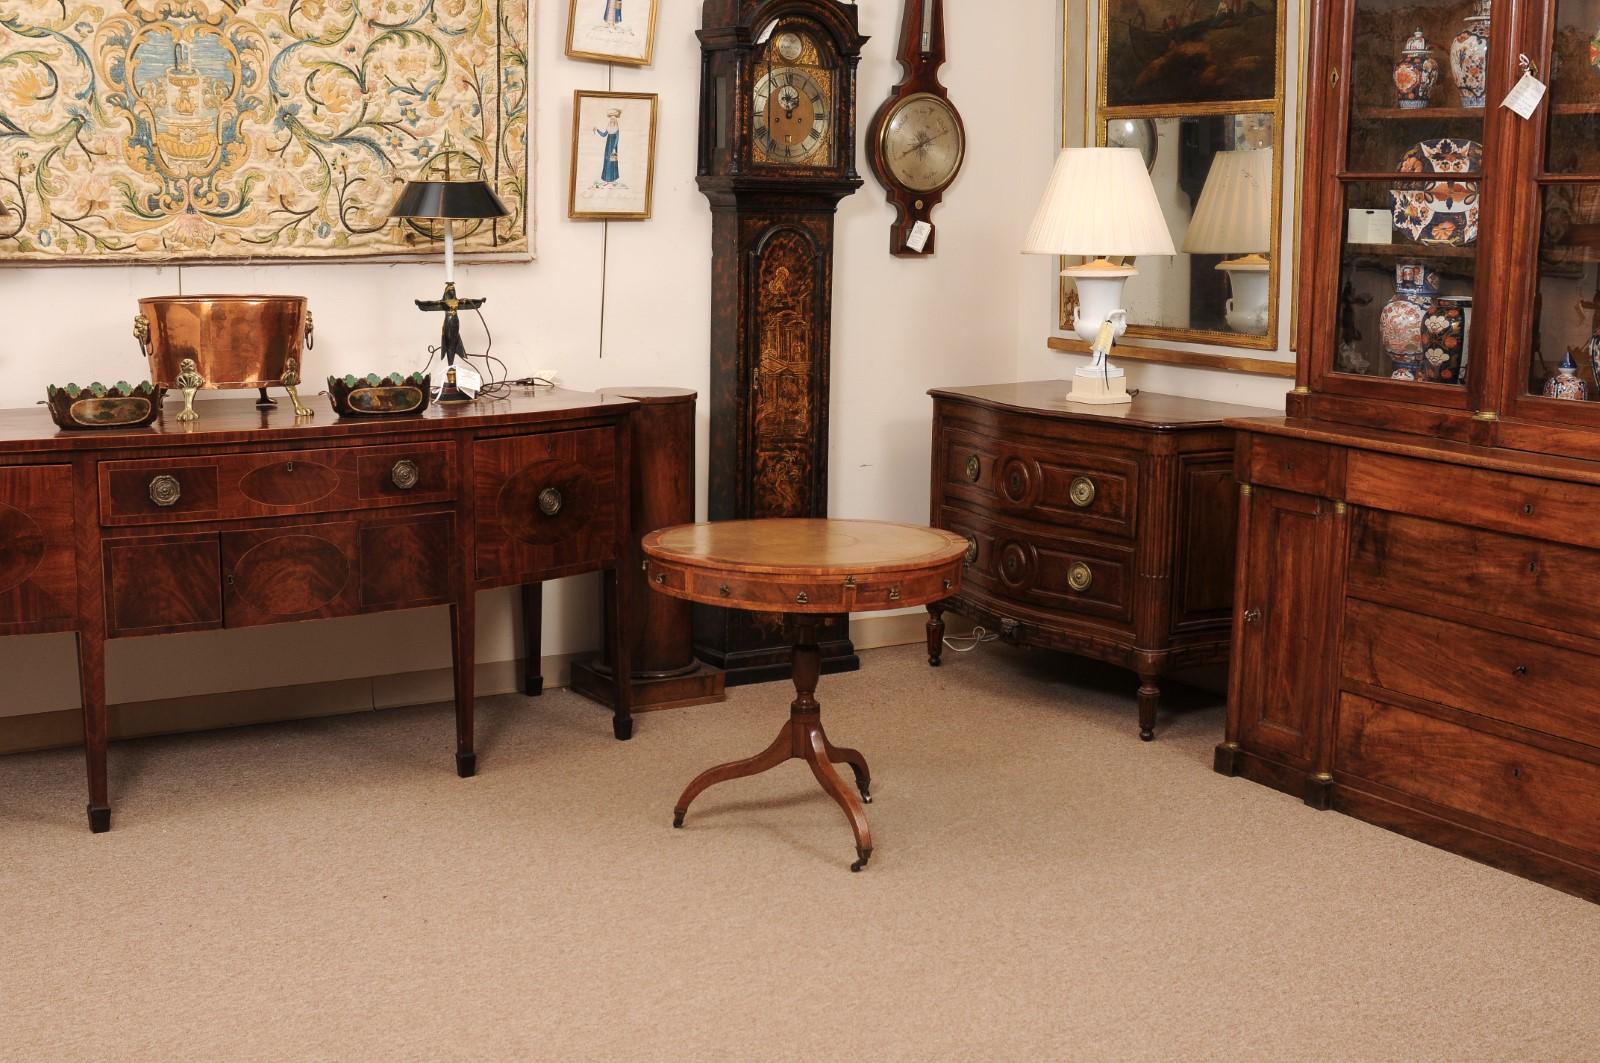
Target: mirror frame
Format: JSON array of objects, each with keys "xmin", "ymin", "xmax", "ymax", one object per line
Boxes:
[{"xmin": 1058, "ymin": 0, "xmax": 1289, "ymax": 354}]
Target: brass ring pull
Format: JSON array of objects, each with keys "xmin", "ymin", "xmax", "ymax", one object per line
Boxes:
[
  {"xmin": 1067, "ymin": 562, "xmax": 1093, "ymax": 592},
  {"xmin": 796, "ymin": 591, "xmax": 810, "ymax": 605},
  {"xmin": 1069, "ymin": 476, "xmax": 1097, "ymax": 509},
  {"xmin": 391, "ymin": 459, "xmax": 420, "ymax": 491},
  {"xmin": 537, "ymin": 487, "xmax": 563, "ymax": 516},
  {"xmin": 148, "ymin": 474, "xmax": 181, "ymax": 508},
  {"xmin": 964, "ymin": 455, "xmax": 980, "ymax": 482}
]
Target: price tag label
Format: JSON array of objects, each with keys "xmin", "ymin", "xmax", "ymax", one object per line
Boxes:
[
  {"xmin": 450, "ymin": 359, "xmax": 483, "ymax": 397},
  {"xmin": 905, "ymin": 220, "xmax": 933, "ymax": 253},
  {"xmin": 1502, "ymin": 56, "xmax": 1547, "ymax": 119}
]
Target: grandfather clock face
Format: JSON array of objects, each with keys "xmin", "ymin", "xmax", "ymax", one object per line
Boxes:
[{"xmin": 751, "ymin": 28, "xmax": 836, "ymax": 168}]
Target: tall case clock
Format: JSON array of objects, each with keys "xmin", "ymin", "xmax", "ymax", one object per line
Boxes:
[{"xmin": 695, "ymin": 0, "xmax": 867, "ymax": 685}]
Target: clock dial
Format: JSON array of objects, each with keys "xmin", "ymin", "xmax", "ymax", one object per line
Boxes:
[
  {"xmin": 880, "ymin": 92, "xmax": 964, "ymax": 193},
  {"xmin": 753, "ymin": 68, "xmax": 831, "ymax": 165}
]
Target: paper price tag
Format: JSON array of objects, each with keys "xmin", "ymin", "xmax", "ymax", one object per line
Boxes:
[
  {"xmin": 1502, "ymin": 57, "xmax": 1547, "ymax": 119},
  {"xmin": 450, "ymin": 359, "xmax": 483, "ymax": 397},
  {"xmin": 905, "ymin": 220, "xmax": 933, "ymax": 253}
]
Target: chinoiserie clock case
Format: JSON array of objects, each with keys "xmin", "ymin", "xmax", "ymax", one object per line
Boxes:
[{"xmin": 695, "ymin": 0, "xmax": 867, "ymax": 684}]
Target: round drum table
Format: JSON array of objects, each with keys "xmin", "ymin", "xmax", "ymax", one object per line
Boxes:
[{"xmin": 641, "ymin": 519, "xmax": 969, "ymax": 871}]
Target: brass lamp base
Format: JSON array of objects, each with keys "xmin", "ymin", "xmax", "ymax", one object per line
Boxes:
[{"xmin": 437, "ymin": 367, "xmax": 474, "ymax": 404}]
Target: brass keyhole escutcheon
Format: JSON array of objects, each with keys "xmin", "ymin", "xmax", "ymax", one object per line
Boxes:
[
  {"xmin": 391, "ymin": 459, "xmax": 420, "ymax": 491},
  {"xmin": 285, "ymin": 461, "xmax": 295, "ymax": 473},
  {"xmin": 965, "ymin": 455, "xmax": 981, "ymax": 482},
  {"xmin": 1067, "ymin": 562, "xmax": 1093, "ymax": 592},
  {"xmin": 963, "ymin": 534, "xmax": 979, "ymax": 565},
  {"xmin": 1523, "ymin": 503, "xmax": 1535, "ymax": 516},
  {"xmin": 148, "ymin": 474, "xmax": 181, "ymax": 508},
  {"xmin": 1069, "ymin": 476, "xmax": 1097, "ymax": 509},
  {"xmin": 537, "ymin": 487, "xmax": 564, "ymax": 517}
]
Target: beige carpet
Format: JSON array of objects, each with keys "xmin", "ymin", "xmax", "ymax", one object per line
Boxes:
[{"xmin": 3, "ymin": 644, "xmax": 1597, "ymax": 1062}]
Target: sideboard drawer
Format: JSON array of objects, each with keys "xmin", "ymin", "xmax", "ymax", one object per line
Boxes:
[
  {"xmin": 222, "ymin": 521, "xmax": 362, "ymax": 628},
  {"xmin": 1347, "ymin": 451, "xmax": 1600, "ymax": 551},
  {"xmin": 1336, "ymin": 693, "xmax": 1600, "ymax": 862},
  {"xmin": 104, "ymin": 532, "xmax": 223, "ymax": 638},
  {"xmin": 1342, "ymin": 598, "xmax": 1600, "ymax": 749},
  {"xmin": 474, "ymin": 428, "xmax": 618, "ymax": 585},
  {"xmin": 100, "ymin": 441, "xmax": 456, "ymax": 526},
  {"xmin": 0, "ymin": 464, "xmax": 77, "ymax": 635},
  {"xmin": 940, "ymin": 507, "xmax": 1134, "ymax": 627},
  {"xmin": 941, "ymin": 427, "xmax": 1139, "ymax": 539},
  {"xmin": 1349, "ymin": 509, "xmax": 1600, "ymax": 642}
]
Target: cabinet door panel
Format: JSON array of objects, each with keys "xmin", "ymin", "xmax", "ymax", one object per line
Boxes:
[
  {"xmin": 0, "ymin": 465, "xmax": 75, "ymax": 633},
  {"xmin": 1172, "ymin": 455, "xmax": 1238, "ymax": 632},
  {"xmin": 474, "ymin": 429, "xmax": 617, "ymax": 585},
  {"xmin": 104, "ymin": 533, "xmax": 223, "ymax": 637},
  {"xmin": 1233, "ymin": 487, "xmax": 1339, "ymax": 767},
  {"xmin": 359, "ymin": 514, "xmax": 453, "ymax": 611},
  {"xmin": 223, "ymin": 521, "xmax": 360, "ymax": 628}
]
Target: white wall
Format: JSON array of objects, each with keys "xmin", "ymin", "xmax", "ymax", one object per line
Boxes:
[{"xmin": 0, "ymin": 0, "xmax": 1061, "ymax": 718}]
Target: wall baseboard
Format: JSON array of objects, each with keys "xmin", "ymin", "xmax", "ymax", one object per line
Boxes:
[{"xmin": 0, "ymin": 611, "xmax": 937, "ymax": 756}]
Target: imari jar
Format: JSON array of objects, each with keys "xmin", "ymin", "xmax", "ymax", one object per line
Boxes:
[
  {"xmin": 1394, "ymin": 28, "xmax": 1441, "ymax": 109},
  {"xmin": 1451, "ymin": 0, "xmax": 1491, "ymax": 107},
  {"xmin": 1380, "ymin": 260, "xmax": 1441, "ymax": 380},
  {"xmin": 1421, "ymin": 297, "xmax": 1468, "ymax": 384},
  {"xmin": 1545, "ymin": 351, "xmax": 1588, "ymax": 401}
]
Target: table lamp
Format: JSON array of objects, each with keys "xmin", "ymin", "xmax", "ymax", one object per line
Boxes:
[
  {"xmin": 1183, "ymin": 147, "xmax": 1273, "ymax": 335},
  {"xmin": 1024, "ymin": 147, "xmax": 1176, "ymax": 405},
  {"xmin": 390, "ymin": 179, "xmax": 511, "ymax": 403}
]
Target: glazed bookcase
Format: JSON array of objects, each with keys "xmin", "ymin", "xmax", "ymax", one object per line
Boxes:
[{"xmin": 1219, "ymin": 0, "xmax": 1600, "ymax": 902}]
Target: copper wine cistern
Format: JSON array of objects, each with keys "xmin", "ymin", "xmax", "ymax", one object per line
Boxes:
[{"xmin": 134, "ymin": 294, "xmax": 314, "ymax": 422}]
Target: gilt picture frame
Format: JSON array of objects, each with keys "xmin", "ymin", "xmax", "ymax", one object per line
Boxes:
[
  {"xmin": 569, "ymin": 91, "xmax": 658, "ymax": 221},
  {"xmin": 565, "ymin": 0, "xmax": 659, "ymax": 67}
]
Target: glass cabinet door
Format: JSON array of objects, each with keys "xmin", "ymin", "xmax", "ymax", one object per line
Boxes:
[
  {"xmin": 1522, "ymin": 0, "xmax": 1600, "ymax": 410},
  {"xmin": 1326, "ymin": 0, "xmax": 1497, "ymax": 397}
]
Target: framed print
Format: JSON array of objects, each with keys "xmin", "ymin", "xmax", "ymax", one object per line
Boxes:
[
  {"xmin": 569, "ymin": 91, "xmax": 659, "ymax": 221},
  {"xmin": 1099, "ymin": 0, "xmax": 1283, "ymax": 111},
  {"xmin": 566, "ymin": 0, "xmax": 659, "ymax": 66}
]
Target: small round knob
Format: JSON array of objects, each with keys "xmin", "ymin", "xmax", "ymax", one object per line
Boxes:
[
  {"xmin": 391, "ymin": 459, "xmax": 419, "ymax": 491},
  {"xmin": 1069, "ymin": 476, "xmax": 1097, "ymax": 509},
  {"xmin": 1067, "ymin": 562, "xmax": 1093, "ymax": 592},
  {"xmin": 964, "ymin": 455, "xmax": 981, "ymax": 482},
  {"xmin": 148, "ymin": 474, "xmax": 181, "ymax": 508},
  {"xmin": 1243, "ymin": 608, "xmax": 1262, "ymax": 624},
  {"xmin": 537, "ymin": 487, "xmax": 564, "ymax": 517},
  {"xmin": 963, "ymin": 534, "xmax": 979, "ymax": 565}
]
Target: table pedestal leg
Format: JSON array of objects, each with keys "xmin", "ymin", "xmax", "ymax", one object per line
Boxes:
[{"xmin": 672, "ymin": 619, "xmax": 875, "ymax": 871}]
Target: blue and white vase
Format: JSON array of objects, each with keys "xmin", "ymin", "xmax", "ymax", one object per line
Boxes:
[{"xmin": 1545, "ymin": 351, "xmax": 1588, "ymax": 401}]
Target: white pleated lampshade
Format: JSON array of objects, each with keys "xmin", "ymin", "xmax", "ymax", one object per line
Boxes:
[
  {"xmin": 1183, "ymin": 148, "xmax": 1273, "ymax": 255},
  {"xmin": 1022, "ymin": 147, "xmax": 1176, "ymax": 258}
]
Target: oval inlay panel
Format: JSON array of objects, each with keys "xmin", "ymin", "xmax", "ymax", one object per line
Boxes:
[
  {"xmin": 231, "ymin": 534, "xmax": 349, "ymax": 616},
  {"xmin": 239, "ymin": 461, "xmax": 339, "ymax": 507},
  {"xmin": 0, "ymin": 505, "xmax": 45, "ymax": 594},
  {"xmin": 498, "ymin": 461, "xmax": 597, "ymax": 546}
]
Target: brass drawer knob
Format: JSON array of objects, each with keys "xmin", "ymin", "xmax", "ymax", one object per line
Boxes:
[
  {"xmin": 1243, "ymin": 608, "xmax": 1262, "ymax": 624},
  {"xmin": 963, "ymin": 533, "xmax": 979, "ymax": 565},
  {"xmin": 148, "ymin": 474, "xmax": 181, "ymax": 508},
  {"xmin": 537, "ymin": 487, "xmax": 563, "ymax": 517},
  {"xmin": 1068, "ymin": 562, "xmax": 1093, "ymax": 592},
  {"xmin": 965, "ymin": 455, "xmax": 981, "ymax": 482},
  {"xmin": 1069, "ymin": 476, "xmax": 1097, "ymax": 509},
  {"xmin": 391, "ymin": 459, "xmax": 420, "ymax": 491}
]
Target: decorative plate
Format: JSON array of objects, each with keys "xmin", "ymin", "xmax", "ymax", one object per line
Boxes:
[
  {"xmin": 1390, "ymin": 138, "xmax": 1483, "ymax": 245},
  {"xmin": 44, "ymin": 381, "xmax": 165, "ymax": 430},
  {"xmin": 327, "ymin": 372, "xmax": 433, "ymax": 418}
]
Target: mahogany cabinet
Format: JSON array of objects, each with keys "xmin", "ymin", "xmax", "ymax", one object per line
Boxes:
[
  {"xmin": 926, "ymin": 384, "xmax": 1273, "ymax": 740},
  {"xmin": 1223, "ymin": 0, "xmax": 1600, "ymax": 900},
  {"xmin": 0, "ymin": 391, "xmax": 641, "ymax": 832}
]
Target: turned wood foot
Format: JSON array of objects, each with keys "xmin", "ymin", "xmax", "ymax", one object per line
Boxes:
[
  {"xmin": 926, "ymin": 603, "xmax": 946, "ymax": 667},
  {"xmin": 1138, "ymin": 673, "xmax": 1161, "ymax": 741}
]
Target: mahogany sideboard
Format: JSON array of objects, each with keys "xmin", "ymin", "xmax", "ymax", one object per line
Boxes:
[
  {"xmin": 925, "ymin": 383, "xmax": 1273, "ymax": 739},
  {"xmin": 0, "ymin": 389, "xmax": 638, "ymax": 832}
]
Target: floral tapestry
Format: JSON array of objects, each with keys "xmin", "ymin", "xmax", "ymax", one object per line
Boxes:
[{"xmin": 0, "ymin": 0, "xmax": 530, "ymax": 262}]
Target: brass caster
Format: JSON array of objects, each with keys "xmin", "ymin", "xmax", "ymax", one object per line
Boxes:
[
  {"xmin": 673, "ymin": 810, "xmax": 686, "ymax": 829},
  {"xmin": 850, "ymin": 848, "xmax": 872, "ymax": 873}
]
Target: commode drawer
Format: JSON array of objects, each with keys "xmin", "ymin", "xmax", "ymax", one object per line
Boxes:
[
  {"xmin": 1349, "ymin": 509, "xmax": 1600, "ymax": 642},
  {"xmin": 941, "ymin": 426, "xmax": 1139, "ymax": 539},
  {"xmin": 938, "ymin": 506, "xmax": 1133, "ymax": 627},
  {"xmin": 1341, "ymin": 598, "xmax": 1600, "ymax": 750},
  {"xmin": 99, "ymin": 441, "xmax": 456, "ymax": 526}
]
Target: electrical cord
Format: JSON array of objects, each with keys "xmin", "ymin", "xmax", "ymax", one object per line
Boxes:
[{"xmin": 942, "ymin": 626, "xmax": 1001, "ymax": 653}]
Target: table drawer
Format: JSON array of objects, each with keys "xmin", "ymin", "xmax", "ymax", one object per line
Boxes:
[
  {"xmin": 99, "ymin": 441, "xmax": 456, "ymax": 526},
  {"xmin": 1349, "ymin": 509, "xmax": 1600, "ymax": 642},
  {"xmin": 474, "ymin": 427, "xmax": 617, "ymax": 585},
  {"xmin": 1347, "ymin": 451, "xmax": 1600, "ymax": 551},
  {"xmin": 941, "ymin": 427, "xmax": 1139, "ymax": 539},
  {"xmin": 1342, "ymin": 598, "xmax": 1600, "ymax": 749},
  {"xmin": 938, "ymin": 506, "xmax": 1133, "ymax": 627},
  {"xmin": 1336, "ymin": 692, "xmax": 1600, "ymax": 861}
]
